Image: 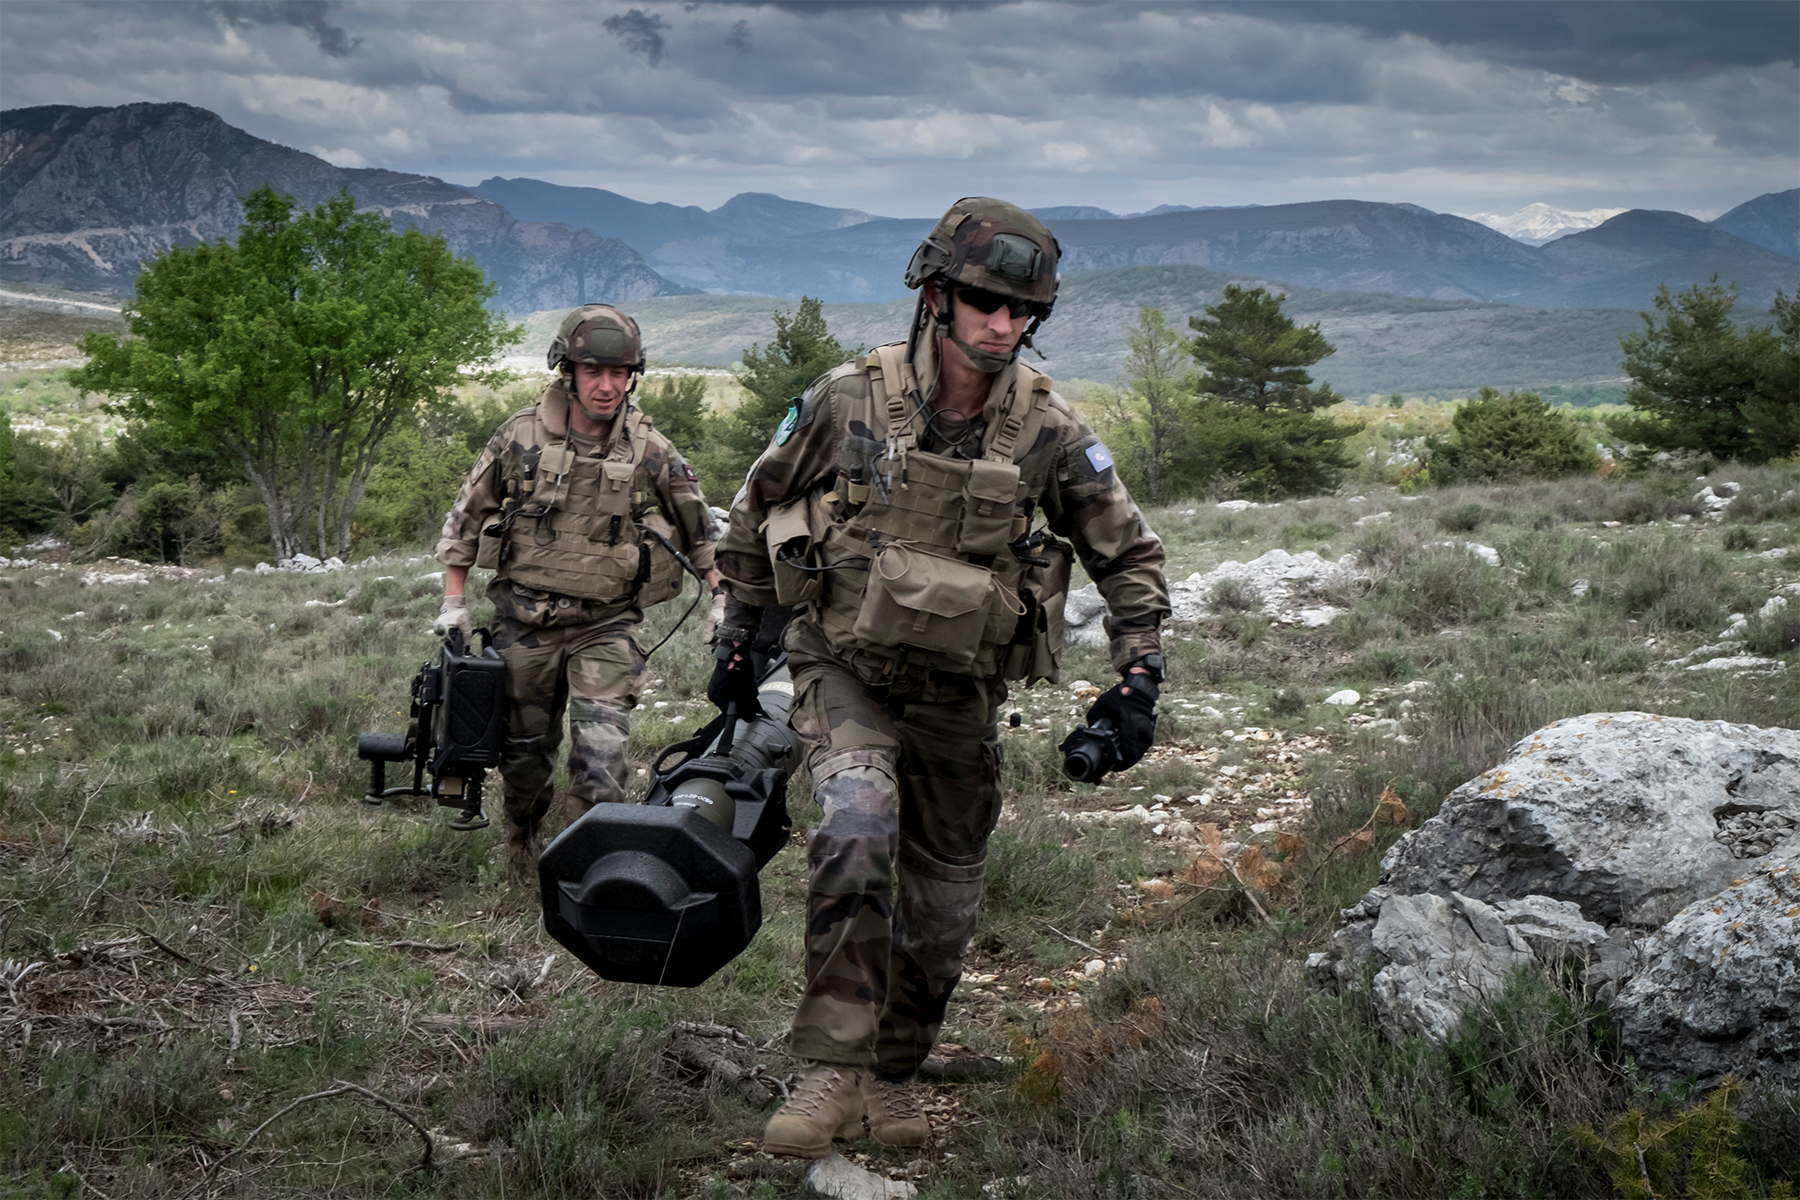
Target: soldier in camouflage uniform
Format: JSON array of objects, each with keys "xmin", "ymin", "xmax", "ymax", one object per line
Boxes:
[
  {"xmin": 709, "ymin": 198, "xmax": 1170, "ymax": 1157},
  {"xmin": 435, "ymin": 305, "xmax": 720, "ymax": 881}
]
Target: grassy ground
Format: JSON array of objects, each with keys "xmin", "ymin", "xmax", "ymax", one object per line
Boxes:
[{"xmin": 3, "ymin": 465, "xmax": 1799, "ymax": 1198}]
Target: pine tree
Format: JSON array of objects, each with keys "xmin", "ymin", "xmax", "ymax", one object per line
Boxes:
[
  {"xmin": 1189, "ymin": 284, "xmax": 1342, "ymax": 413},
  {"xmin": 712, "ymin": 297, "xmax": 852, "ymax": 491},
  {"xmin": 1612, "ymin": 282, "xmax": 1764, "ymax": 464},
  {"xmin": 1184, "ymin": 285, "xmax": 1353, "ymax": 498}
]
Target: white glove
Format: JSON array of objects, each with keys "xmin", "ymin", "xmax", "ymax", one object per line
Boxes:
[
  {"xmin": 703, "ymin": 590, "xmax": 729, "ymax": 644},
  {"xmin": 433, "ymin": 594, "xmax": 473, "ymax": 642}
]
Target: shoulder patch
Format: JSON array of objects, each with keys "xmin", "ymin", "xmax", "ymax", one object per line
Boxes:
[
  {"xmin": 1085, "ymin": 442, "xmax": 1115, "ymax": 474},
  {"xmin": 773, "ymin": 401, "xmax": 800, "ymax": 446}
]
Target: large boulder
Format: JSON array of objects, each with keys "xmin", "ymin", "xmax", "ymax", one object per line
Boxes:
[
  {"xmin": 1380, "ymin": 712, "xmax": 1800, "ymax": 928},
  {"xmin": 1312, "ymin": 712, "xmax": 1800, "ymax": 1084}
]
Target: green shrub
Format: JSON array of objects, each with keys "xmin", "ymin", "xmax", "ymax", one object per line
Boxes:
[
  {"xmin": 1741, "ymin": 600, "xmax": 1800, "ymax": 656},
  {"xmin": 1434, "ymin": 388, "xmax": 1601, "ymax": 484},
  {"xmin": 1724, "ymin": 525, "xmax": 1761, "ymax": 552},
  {"xmin": 1598, "ymin": 535, "xmax": 1744, "ymax": 631},
  {"xmin": 1573, "ymin": 1077, "xmax": 1780, "ymax": 1200},
  {"xmin": 1436, "ymin": 502, "xmax": 1488, "ymax": 533},
  {"xmin": 1372, "ymin": 544, "xmax": 1511, "ymax": 631}
]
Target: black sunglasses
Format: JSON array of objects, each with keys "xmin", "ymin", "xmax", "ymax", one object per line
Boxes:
[{"xmin": 954, "ymin": 285, "xmax": 1038, "ymax": 320}]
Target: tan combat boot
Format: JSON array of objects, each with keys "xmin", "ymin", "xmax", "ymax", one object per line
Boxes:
[
  {"xmin": 763, "ymin": 1063, "xmax": 867, "ymax": 1158},
  {"xmin": 862, "ymin": 1074, "xmax": 929, "ymax": 1148}
]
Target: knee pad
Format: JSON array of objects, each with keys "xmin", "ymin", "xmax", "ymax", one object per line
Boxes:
[
  {"xmin": 809, "ymin": 748, "xmax": 900, "ymax": 895},
  {"xmin": 566, "ymin": 716, "xmax": 629, "ymax": 806}
]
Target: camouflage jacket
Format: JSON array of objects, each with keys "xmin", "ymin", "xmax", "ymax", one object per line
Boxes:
[
  {"xmin": 436, "ymin": 378, "xmax": 716, "ymax": 628},
  {"xmin": 716, "ymin": 346, "xmax": 1168, "ymax": 674}
]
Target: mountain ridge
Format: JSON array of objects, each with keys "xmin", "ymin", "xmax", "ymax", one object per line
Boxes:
[
  {"xmin": 2, "ymin": 102, "xmax": 1792, "ymax": 317},
  {"xmin": 0, "ymin": 103, "xmax": 694, "ymax": 312}
]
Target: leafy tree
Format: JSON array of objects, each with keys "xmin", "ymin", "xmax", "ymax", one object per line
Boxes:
[
  {"xmin": 11, "ymin": 429, "xmax": 116, "ymax": 533},
  {"xmin": 72, "ymin": 187, "xmax": 519, "ymax": 561},
  {"xmin": 0, "ymin": 412, "xmax": 17, "ymax": 540},
  {"xmin": 354, "ymin": 386, "xmax": 520, "ymax": 549},
  {"xmin": 1186, "ymin": 284, "xmax": 1353, "ymax": 498},
  {"xmin": 1431, "ymin": 388, "xmax": 1600, "ymax": 483},
  {"xmin": 710, "ymin": 297, "xmax": 852, "ymax": 495},
  {"xmin": 1109, "ymin": 308, "xmax": 1200, "ymax": 504},
  {"xmin": 1609, "ymin": 279, "xmax": 1794, "ymax": 463}
]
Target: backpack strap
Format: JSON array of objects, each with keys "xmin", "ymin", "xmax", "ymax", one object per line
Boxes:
[
  {"xmin": 868, "ymin": 343, "xmax": 919, "ymax": 451},
  {"xmin": 986, "ymin": 364, "xmax": 1053, "ymax": 465}
]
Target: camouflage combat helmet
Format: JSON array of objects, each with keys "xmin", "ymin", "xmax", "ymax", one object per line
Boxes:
[
  {"xmin": 903, "ymin": 197, "xmax": 1060, "ymax": 313},
  {"xmin": 547, "ymin": 304, "xmax": 646, "ymax": 373}
]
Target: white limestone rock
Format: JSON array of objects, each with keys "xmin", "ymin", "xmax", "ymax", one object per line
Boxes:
[
  {"xmin": 804, "ymin": 1152, "xmax": 918, "ymax": 1199},
  {"xmin": 1164, "ymin": 549, "xmax": 1366, "ymax": 627}
]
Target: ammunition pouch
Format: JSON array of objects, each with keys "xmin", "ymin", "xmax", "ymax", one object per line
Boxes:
[
  {"xmin": 850, "ymin": 542, "xmax": 1011, "ymax": 674},
  {"xmin": 1001, "ymin": 534, "xmax": 1072, "ymax": 685},
  {"xmin": 766, "ymin": 494, "xmax": 823, "ymax": 606}
]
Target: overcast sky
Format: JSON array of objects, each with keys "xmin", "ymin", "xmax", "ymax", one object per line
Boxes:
[{"xmin": 3, "ymin": 1, "xmax": 1795, "ymax": 220}]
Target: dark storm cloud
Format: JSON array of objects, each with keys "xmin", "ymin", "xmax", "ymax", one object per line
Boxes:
[
  {"xmin": 715, "ymin": 1, "xmax": 1798, "ymax": 100},
  {"xmin": 603, "ymin": 8, "xmax": 669, "ymax": 65},
  {"xmin": 0, "ymin": 0, "xmax": 1792, "ymax": 218},
  {"xmin": 204, "ymin": 0, "xmax": 359, "ymax": 57},
  {"xmin": 1207, "ymin": 1, "xmax": 1800, "ymax": 83}
]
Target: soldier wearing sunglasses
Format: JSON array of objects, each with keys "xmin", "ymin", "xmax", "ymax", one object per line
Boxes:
[{"xmin": 709, "ymin": 197, "xmax": 1170, "ymax": 1157}]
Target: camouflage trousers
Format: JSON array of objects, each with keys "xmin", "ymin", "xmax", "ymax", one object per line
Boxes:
[
  {"xmin": 489, "ymin": 604, "xmax": 645, "ymax": 836},
  {"xmin": 785, "ymin": 623, "xmax": 1005, "ymax": 1081}
]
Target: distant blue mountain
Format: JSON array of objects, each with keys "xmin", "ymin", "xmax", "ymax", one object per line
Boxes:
[
  {"xmin": 1709, "ymin": 189, "xmax": 1799, "ymax": 261},
  {"xmin": 466, "ymin": 178, "xmax": 888, "ymax": 254}
]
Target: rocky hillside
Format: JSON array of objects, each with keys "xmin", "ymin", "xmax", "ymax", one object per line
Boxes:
[{"xmin": 0, "ymin": 103, "xmax": 693, "ymax": 313}]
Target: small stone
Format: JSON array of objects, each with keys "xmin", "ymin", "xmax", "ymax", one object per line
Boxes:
[
  {"xmin": 804, "ymin": 1152, "xmax": 918, "ymax": 1199},
  {"xmin": 1084, "ymin": 959, "xmax": 1106, "ymax": 976},
  {"xmin": 1324, "ymin": 689, "xmax": 1360, "ymax": 706}
]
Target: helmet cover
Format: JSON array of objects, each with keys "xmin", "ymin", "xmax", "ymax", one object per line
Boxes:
[
  {"xmin": 903, "ymin": 197, "xmax": 1060, "ymax": 309},
  {"xmin": 547, "ymin": 304, "xmax": 646, "ymax": 372}
]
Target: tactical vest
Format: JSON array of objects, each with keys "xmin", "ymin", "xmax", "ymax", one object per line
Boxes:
[
  {"xmin": 771, "ymin": 344, "xmax": 1074, "ymax": 683},
  {"xmin": 474, "ymin": 402, "xmax": 684, "ymax": 607}
]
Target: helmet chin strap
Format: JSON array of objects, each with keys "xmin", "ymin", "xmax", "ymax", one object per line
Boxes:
[{"xmin": 947, "ymin": 334, "xmax": 1015, "ymax": 374}]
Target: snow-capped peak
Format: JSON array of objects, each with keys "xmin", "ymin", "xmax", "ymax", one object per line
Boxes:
[{"xmin": 1463, "ymin": 203, "xmax": 1628, "ymax": 246}]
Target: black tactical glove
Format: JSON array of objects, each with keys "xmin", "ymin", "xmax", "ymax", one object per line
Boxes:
[
  {"xmin": 1084, "ymin": 671, "xmax": 1158, "ymax": 771},
  {"xmin": 707, "ymin": 640, "xmax": 763, "ymax": 719}
]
